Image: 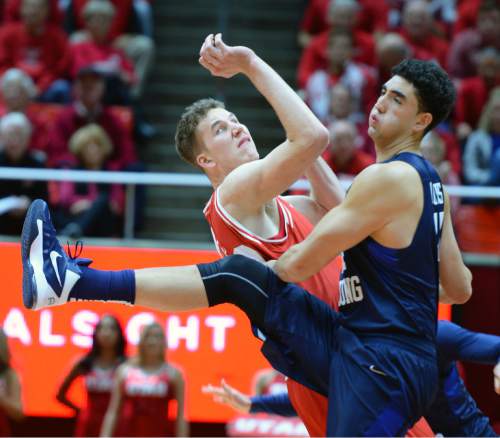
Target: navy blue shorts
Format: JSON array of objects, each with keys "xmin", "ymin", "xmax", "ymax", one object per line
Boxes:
[{"xmin": 257, "ymin": 271, "xmax": 438, "ymax": 436}]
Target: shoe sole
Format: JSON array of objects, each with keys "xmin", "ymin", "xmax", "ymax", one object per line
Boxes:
[{"xmin": 21, "ymin": 199, "xmax": 45, "ymax": 309}]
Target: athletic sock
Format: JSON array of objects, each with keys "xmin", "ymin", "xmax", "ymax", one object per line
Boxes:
[{"xmin": 68, "ymin": 267, "xmax": 136, "ymax": 305}]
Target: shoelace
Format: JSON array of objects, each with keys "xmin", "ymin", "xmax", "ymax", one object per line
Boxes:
[{"xmin": 66, "ymin": 240, "xmax": 84, "ymax": 260}]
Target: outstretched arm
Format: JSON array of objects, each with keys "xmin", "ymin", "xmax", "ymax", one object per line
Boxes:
[
  {"xmin": 437, "ymin": 321, "xmax": 500, "ymax": 365},
  {"xmin": 202, "ymin": 380, "xmax": 297, "ymax": 417},
  {"xmin": 199, "ymin": 34, "xmax": 329, "ymax": 215}
]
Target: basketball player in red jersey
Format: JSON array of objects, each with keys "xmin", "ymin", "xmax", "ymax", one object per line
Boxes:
[
  {"xmin": 56, "ymin": 315, "xmax": 127, "ymax": 437},
  {"xmin": 100, "ymin": 322, "xmax": 187, "ymax": 437},
  {"xmin": 174, "ymin": 34, "xmax": 345, "ymax": 436}
]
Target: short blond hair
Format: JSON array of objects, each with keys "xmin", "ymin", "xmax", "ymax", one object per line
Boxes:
[{"xmin": 69, "ymin": 124, "xmax": 113, "ymax": 158}]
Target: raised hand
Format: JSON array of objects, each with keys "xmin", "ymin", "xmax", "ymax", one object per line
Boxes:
[
  {"xmin": 202, "ymin": 379, "xmax": 251, "ymax": 413},
  {"xmin": 199, "ymin": 33, "xmax": 255, "ymax": 79}
]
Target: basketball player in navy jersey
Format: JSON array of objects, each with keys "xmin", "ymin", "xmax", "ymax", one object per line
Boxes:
[{"xmin": 21, "ymin": 39, "xmax": 472, "ymax": 435}]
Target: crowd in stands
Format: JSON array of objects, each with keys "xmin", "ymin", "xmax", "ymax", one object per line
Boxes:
[
  {"xmin": 0, "ymin": 0, "xmax": 154, "ymax": 238},
  {"xmin": 296, "ymin": 0, "xmax": 500, "ymax": 252}
]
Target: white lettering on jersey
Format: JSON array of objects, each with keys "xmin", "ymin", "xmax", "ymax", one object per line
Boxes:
[
  {"xmin": 338, "ymin": 275, "xmax": 364, "ymax": 306},
  {"xmin": 430, "ymin": 182, "xmax": 444, "ymax": 205}
]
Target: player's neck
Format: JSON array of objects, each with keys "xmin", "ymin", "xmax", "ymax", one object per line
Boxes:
[{"xmin": 375, "ymin": 135, "xmax": 421, "ymax": 162}]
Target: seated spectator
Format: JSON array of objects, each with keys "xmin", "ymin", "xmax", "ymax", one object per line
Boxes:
[
  {"xmin": 454, "ymin": 47, "xmax": 500, "ymax": 141},
  {"xmin": 298, "ymin": 0, "xmax": 388, "ymax": 49},
  {"xmin": 0, "ymin": 0, "xmax": 71, "ymax": 103},
  {"xmin": 463, "ymin": 87, "xmax": 500, "ymax": 187},
  {"xmin": 47, "ymin": 65, "xmax": 136, "ymax": 169},
  {"xmin": 323, "ymin": 119, "xmax": 374, "ymax": 177},
  {"xmin": 304, "ymin": 32, "xmax": 377, "ymax": 119},
  {"xmin": 69, "ymin": 0, "xmax": 136, "ymax": 105},
  {"xmin": 297, "ymin": 0, "xmax": 375, "ymax": 88},
  {"xmin": 448, "ymin": 0, "xmax": 500, "ymax": 78},
  {"xmin": 69, "ymin": 0, "xmax": 154, "ymax": 101},
  {"xmin": 398, "ymin": 0, "xmax": 449, "ymax": 68},
  {"xmin": 52, "ymin": 124, "xmax": 124, "ymax": 238},
  {"xmin": 421, "ymin": 131, "xmax": 461, "ymax": 213},
  {"xmin": 375, "ymin": 33, "xmax": 411, "ymax": 89},
  {"xmin": 0, "ymin": 68, "xmax": 49, "ymax": 153},
  {"xmin": 0, "ymin": 112, "xmax": 48, "ymax": 235},
  {"xmin": 2, "ymin": 0, "xmax": 62, "ymax": 26}
]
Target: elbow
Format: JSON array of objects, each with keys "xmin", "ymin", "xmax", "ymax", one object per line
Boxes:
[
  {"xmin": 455, "ymin": 282, "xmax": 472, "ymax": 305},
  {"xmin": 297, "ymin": 125, "xmax": 329, "ymax": 154}
]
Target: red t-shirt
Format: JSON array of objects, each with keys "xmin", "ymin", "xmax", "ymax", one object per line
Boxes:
[
  {"xmin": 455, "ymin": 76, "xmax": 498, "ymax": 129},
  {"xmin": 297, "ymin": 29, "xmax": 375, "ymax": 88},
  {"xmin": 204, "ymin": 189, "xmax": 342, "ymax": 437},
  {"xmin": 398, "ymin": 28, "xmax": 449, "ymax": 68},
  {"xmin": 324, "ymin": 149, "xmax": 375, "ymax": 177},
  {"xmin": 0, "ymin": 22, "xmax": 70, "ymax": 92}
]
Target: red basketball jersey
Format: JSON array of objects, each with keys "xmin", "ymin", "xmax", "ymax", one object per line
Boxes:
[
  {"xmin": 119, "ymin": 364, "xmax": 174, "ymax": 437},
  {"xmin": 74, "ymin": 364, "xmax": 116, "ymax": 437},
  {"xmin": 204, "ymin": 189, "xmax": 342, "ymax": 437}
]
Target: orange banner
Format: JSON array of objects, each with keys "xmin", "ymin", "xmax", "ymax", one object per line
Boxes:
[{"xmin": 0, "ymin": 242, "xmax": 450, "ymax": 422}]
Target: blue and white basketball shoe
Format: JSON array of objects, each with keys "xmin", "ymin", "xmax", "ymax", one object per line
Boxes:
[{"xmin": 21, "ymin": 199, "xmax": 92, "ymax": 310}]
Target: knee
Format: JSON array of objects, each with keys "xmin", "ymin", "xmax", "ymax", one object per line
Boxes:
[{"xmin": 218, "ymin": 254, "xmax": 262, "ymax": 276}]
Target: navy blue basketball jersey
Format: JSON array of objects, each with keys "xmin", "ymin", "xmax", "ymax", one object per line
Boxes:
[{"xmin": 338, "ymin": 152, "xmax": 445, "ymax": 351}]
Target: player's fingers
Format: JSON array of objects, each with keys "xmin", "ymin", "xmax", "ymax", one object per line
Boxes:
[
  {"xmin": 214, "ymin": 33, "xmax": 226, "ymax": 53},
  {"xmin": 199, "ymin": 56, "xmax": 220, "ymax": 75}
]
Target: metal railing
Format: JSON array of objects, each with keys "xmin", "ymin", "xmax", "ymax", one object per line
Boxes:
[{"xmin": 1, "ymin": 166, "xmax": 500, "ymax": 239}]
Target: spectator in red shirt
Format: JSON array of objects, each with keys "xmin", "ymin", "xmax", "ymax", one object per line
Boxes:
[
  {"xmin": 47, "ymin": 66, "xmax": 136, "ymax": 170},
  {"xmin": 448, "ymin": 0, "xmax": 500, "ymax": 78},
  {"xmin": 297, "ymin": 0, "xmax": 375, "ymax": 88},
  {"xmin": 305, "ymin": 32, "xmax": 378, "ymax": 119},
  {"xmin": 298, "ymin": 0, "xmax": 388, "ymax": 48},
  {"xmin": 2, "ymin": 0, "xmax": 62, "ymax": 26},
  {"xmin": 70, "ymin": 0, "xmax": 154, "ymax": 100},
  {"xmin": 453, "ymin": 0, "xmax": 481, "ymax": 36},
  {"xmin": 455, "ymin": 47, "xmax": 500, "ymax": 141},
  {"xmin": 324, "ymin": 119, "xmax": 374, "ymax": 177},
  {"xmin": 398, "ymin": 0, "xmax": 449, "ymax": 68},
  {"xmin": 0, "ymin": 0, "xmax": 71, "ymax": 103},
  {"xmin": 52, "ymin": 123, "xmax": 124, "ymax": 238},
  {"xmin": 0, "ymin": 68, "xmax": 49, "ymax": 154}
]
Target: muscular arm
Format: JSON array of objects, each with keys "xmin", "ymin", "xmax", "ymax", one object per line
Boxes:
[
  {"xmin": 438, "ymin": 193, "xmax": 472, "ymax": 304},
  {"xmin": 200, "ymin": 34, "xmax": 328, "ymax": 215},
  {"xmin": 274, "ymin": 163, "xmax": 415, "ymax": 282},
  {"xmin": 437, "ymin": 321, "xmax": 500, "ymax": 365}
]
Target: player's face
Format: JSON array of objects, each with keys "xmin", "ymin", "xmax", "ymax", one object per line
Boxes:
[
  {"xmin": 368, "ymin": 75, "xmax": 430, "ymax": 146},
  {"xmin": 195, "ymin": 108, "xmax": 259, "ymax": 174}
]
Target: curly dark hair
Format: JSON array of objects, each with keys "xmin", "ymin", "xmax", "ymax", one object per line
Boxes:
[
  {"xmin": 175, "ymin": 98, "xmax": 225, "ymax": 167},
  {"xmin": 77, "ymin": 314, "xmax": 127, "ymax": 374},
  {"xmin": 391, "ymin": 59, "xmax": 456, "ymax": 135}
]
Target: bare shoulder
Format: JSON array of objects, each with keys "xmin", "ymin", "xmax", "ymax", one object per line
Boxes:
[
  {"xmin": 348, "ymin": 161, "xmax": 421, "ymax": 203},
  {"xmin": 218, "ymin": 160, "xmax": 262, "ymax": 208}
]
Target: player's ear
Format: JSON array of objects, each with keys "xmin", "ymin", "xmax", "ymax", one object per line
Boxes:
[
  {"xmin": 414, "ymin": 112, "xmax": 433, "ymax": 135},
  {"xmin": 196, "ymin": 152, "xmax": 216, "ymax": 169}
]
